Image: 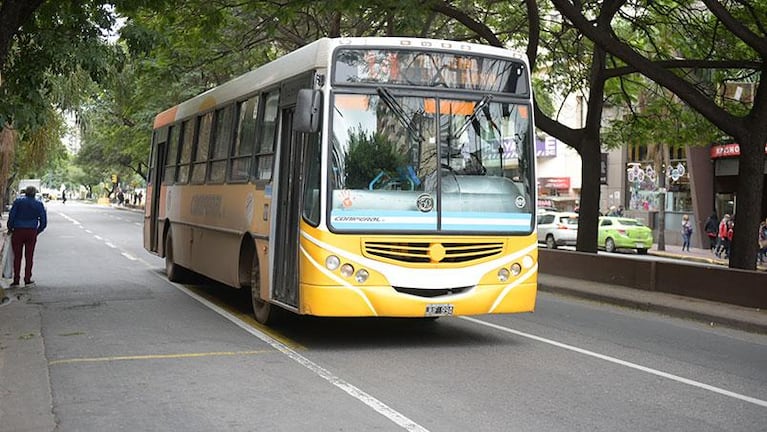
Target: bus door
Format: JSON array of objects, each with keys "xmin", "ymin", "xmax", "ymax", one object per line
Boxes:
[
  {"xmin": 270, "ymin": 106, "xmax": 303, "ymax": 308},
  {"xmin": 146, "ymin": 128, "xmax": 168, "ymax": 253}
]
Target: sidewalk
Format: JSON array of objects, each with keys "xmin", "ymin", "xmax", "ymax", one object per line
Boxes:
[
  {"xmin": 649, "ymin": 242, "xmax": 767, "ymax": 271},
  {"xmin": 539, "ymin": 243, "xmax": 767, "ymax": 334}
]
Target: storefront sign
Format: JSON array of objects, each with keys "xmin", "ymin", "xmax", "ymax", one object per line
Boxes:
[
  {"xmin": 535, "ymin": 137, "xmax": 558, "ymax": 157},
  {"xmin": 710, "ymin": 142, "xmax": 767, "ymax": 159},
  {"xmin": 539, "ymin": 177, "xmax": 570, "ymax": 190}
]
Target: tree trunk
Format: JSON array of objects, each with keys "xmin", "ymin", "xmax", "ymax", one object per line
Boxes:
[
  {"xmin": 576, "ymin": 140, "xmax": 602, "ymax": 253},
  {"xmin": 0, "ymin": 124, "xmax": 18, "ymax": 214},
  {"xmin": 729, "ymin": 135, "xmax": 765, "ymax": 270}
]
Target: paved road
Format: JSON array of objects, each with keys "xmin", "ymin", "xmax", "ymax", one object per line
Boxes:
[{"xmin": 2, "ymin": 201, "xmax": 766, "ymax": 431}]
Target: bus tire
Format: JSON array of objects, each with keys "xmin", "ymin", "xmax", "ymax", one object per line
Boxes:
[
  {"xmin": 165, "ymin": 231, "xmax": 188, "ymax": 282},
  {"xmin": 250, "ymin": 254, "xmax": 277, "ymax": 325}
]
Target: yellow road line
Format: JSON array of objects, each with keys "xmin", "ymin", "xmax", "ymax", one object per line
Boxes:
[
  {"xmin": 49, "ymin": 349, "xmax": 273, "ymax": 366},
  {"xmin": 185, "ymin": 285, "xmax": 304, "ymax": 351}
]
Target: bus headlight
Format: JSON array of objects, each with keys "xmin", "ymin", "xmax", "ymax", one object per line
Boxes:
[
  {"xmin": 340, "ymin": 263, "xmax": 355, "ymax": 278},
  {"xmin": 355, "ymin": 269, "xmax": 369, "ymax": 283},
  {"xmin": 325, "ymin": 255, "xmax": 340, "ymax": 271},
  {"xmin": 510, "ymin": 263, "xmax": 522, "ymax": 276},
  {"xmin": 522, "ymin": 255, "xmax": 534, "ymax": 269},
  {"xmin": 497, "ymin": 268, "xmax": 510, "ymax": 282}
]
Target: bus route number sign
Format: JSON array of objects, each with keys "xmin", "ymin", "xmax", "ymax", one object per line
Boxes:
[{"xmin": 425, "ymin": 303, "xmax": 454, "ymax": 317}]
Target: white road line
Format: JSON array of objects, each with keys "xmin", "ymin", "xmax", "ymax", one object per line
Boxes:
[
  {"xmin": 461, "ymin": 316, "xmax": 767, "ymax": 408},
  {"xmin": 121, "ymin": 252, "xmax": 138, "ymax": 261},
  {"xmin": 94, "ymin": 235, "xmax": 103, "ymax": 241},
  {"xmin": 153, "ymin": 273, "xmax": 429, "ymax": 432},
  {"xmin": 104, "ymin": 242, "xmax": 116, "ymax": 249}
]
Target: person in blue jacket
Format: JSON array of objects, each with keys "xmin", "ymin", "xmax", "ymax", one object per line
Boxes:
[{"xmin": 7, "ymin": 185, "xmax": 47, "ymax": 287}]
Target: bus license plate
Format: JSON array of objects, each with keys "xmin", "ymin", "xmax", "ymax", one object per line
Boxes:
[
  {"xmin": 425, "ymin": 304, "xmax": 454, "ymax": 317},
  {"xmin": 635, "ymin": 242, "xmax": 645, "ymax": 248}
]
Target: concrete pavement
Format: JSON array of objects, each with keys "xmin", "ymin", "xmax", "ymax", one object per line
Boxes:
[
  {"xmin": 539, "ymin": 243, "xmax": 767, "ymax": 334},
  {"xmin": 1, "ymin": 222, "xmax": 766, "ymax": 431}
]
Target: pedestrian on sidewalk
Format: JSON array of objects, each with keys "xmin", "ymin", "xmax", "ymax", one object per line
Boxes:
[
  {"xmin": 7, "ymin": 185, "xmax": 47, "ymax": 287},
  {"xmin": 715, "ymin": 214, "xmax": 730, "ymax": 258},
  {"xmin": 758, "ymin": 218, "xmax": 767, "ymax": 264},
  {"xmin": 704, "ymin": 212, "xmax": 718, "ymax": 251},
  {"xmin": 681, "ymin": 214, "xmax": 693, "ymax": 252},
  {"xmin": 725, "ymin": 219, "xmax": 734, "ymax": 259}
]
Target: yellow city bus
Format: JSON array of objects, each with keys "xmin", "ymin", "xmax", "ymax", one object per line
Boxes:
[{"xmin": 144, "ymin": 37, "xmax": 538, "ymax": 324}]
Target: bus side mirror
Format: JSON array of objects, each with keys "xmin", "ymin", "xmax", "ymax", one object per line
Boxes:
[{"xmin": 294, "ymin": 89, "xmax": 321, "ymax": 133}]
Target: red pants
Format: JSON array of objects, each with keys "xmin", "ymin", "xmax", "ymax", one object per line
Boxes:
[{"xmin": 11, "ymin": 228, "xmax": 38, "ymax": 284}]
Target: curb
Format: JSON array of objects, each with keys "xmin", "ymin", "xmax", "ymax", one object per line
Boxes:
[{"xmin": 538, "ymin": 282, "xmax": 767, "ymax": 335}]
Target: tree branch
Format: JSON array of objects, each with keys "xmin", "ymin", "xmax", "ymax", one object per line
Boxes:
[
  {"xmin": 605, "ymin": 59, "xmax": 763, "ymax": 79},
  {"xmin": 701, "ymin": 0, "xmax": 767, "ymax": 57}
]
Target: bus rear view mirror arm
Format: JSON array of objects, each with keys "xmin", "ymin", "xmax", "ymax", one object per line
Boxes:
[{"xmin": 295, "ymin": 89, "xmax": 322, "ymax": 133}]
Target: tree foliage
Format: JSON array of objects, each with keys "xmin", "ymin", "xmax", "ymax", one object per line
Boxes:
[{"xmin": 550, "ymin": 0, "xmax": 766, "ymax": 270}]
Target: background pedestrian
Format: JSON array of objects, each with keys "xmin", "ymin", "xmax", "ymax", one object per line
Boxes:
[
  {"xmin": 681, "ymin": 215, "xmax": 692, "ymax": 251},
  {"xmin": 704, "ymin": 212, "xmax": 718, "ymax": 251},
  {"xmin": 7, "ymin": 186, "xmax": 47, "ymax": 287}
]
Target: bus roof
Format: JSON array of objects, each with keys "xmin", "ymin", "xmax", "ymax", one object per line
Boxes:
[{"xmin": 153, "ymin": 37, "xmax": 527, "ymax": 129}]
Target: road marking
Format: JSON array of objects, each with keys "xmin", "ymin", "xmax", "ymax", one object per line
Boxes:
[
  {"xmin": 105, "ymin": 242, "xmax": 116, "ymax": 248},
  {"xmin": 183, "ymin": 286, "xmax": 302, "ymax": 350},
  {"xmin": 49, "ymin": 350, "xmax": 273, "ymax": 365},
  {"xmin": 121, "ymin": 252, "xmax": 138, "ymax": 261},
  {"xmin": 94, "ymin": 235, "xmax": 103, "ymax": 241},
  {"xmin": 159, "ymin": 275, "xmax": 429, "ymax": 432},
  {"xmin": 461, "ymin": 316, "xmax": 767, "ymax": 408},
  {"xmin": 59, "ymin": 208, "xmax": 423, "ymax": 429}
]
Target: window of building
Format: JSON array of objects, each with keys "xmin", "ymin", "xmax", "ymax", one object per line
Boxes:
[{"xmin": 626, "ymin": 144, "xmax": 692, "ymax": 213}]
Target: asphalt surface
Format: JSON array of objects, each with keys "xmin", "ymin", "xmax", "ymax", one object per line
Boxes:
[{"xmin": 1, "ymin": 203, "xmax": 766, "ymax": 431}]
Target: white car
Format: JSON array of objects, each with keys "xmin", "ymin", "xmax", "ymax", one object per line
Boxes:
[{"xmin": 537, "ymin": 211, "xmax": 579, "ymax": 249}]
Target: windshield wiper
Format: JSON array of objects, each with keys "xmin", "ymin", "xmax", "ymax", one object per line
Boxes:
[
  {"xmin": 454, "ymin": 94, "xmax": 493, "ymax": 138},
  {"xmin": 376, "ymin": 87, "xmax": 424, "ymax": 143}
]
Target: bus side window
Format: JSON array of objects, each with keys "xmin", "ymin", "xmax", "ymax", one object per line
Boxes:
[
  {"xmin": 163, "ymin": 125, "xmax": 179, "ymax": 184},
  {"xmin": 230, "ymin": 96, "xmax": 258, "ymax": 182},
  {"xmin": 177, "ymin": 120, "xmax": 195, "ymax": 184},
  {"xmin": 191, "ymin": 112, "xmax": 213, "ymax": 184},
  {"xmin": 209, "ymin": 104, "xmax": 234, "ymax": 184},
  {"xmin": 302, "ymin": 134, "xmax": 321, "ymax": 225},
  {"xmin": 255, "ymin": 90, "xmax": 279, "ymax": 180}
]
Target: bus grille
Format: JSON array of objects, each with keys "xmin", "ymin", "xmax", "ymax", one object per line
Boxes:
[
  {"xmin": 362, "ymin": 241, "xmax": 504, "ymax": 264},
  {"xmin": 393, "ymin": 286, "xmax": 472, "ymax": 297}
]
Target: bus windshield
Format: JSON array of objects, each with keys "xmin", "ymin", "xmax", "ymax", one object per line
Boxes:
[
  {"xmin": 333, "ymin": 48, "xmax": 529, "ymax": 95},
  {"xmin": 329, "ymin": 91, "xmax": 534, "ymax": 233}
]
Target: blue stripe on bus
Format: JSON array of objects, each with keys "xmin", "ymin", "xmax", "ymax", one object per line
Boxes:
[{"xmin": 329, "ymin": 210, "xmax": 532, "ymax": 231}]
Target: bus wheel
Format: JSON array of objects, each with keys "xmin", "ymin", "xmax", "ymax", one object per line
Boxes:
[
  {"xmin": 250, "ymin": 255, "xmax": 275, "ymax": 325},
  {"xmin": 165, "ymin": 231, "xmax": 187, "ymax": 282}
]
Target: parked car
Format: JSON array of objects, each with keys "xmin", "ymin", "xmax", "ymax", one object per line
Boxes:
[
  {"xmin": 597, "ymin": 216, "xmax": 653, "ymax": 254},
  {"xmin": 537, "ymin": 211, "xmax": 579, "ymax": 249}
]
